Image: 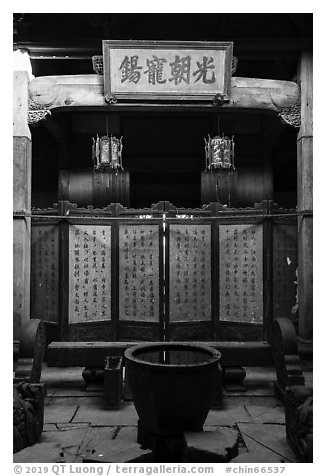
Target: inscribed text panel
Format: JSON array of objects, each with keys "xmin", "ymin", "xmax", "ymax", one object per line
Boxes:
[
  {"xmin": 31, "ymin": 224, "xmax": 59, "ymax": 323},
  {"xmin": 219, "ymin": 224, "xmax": 263, "ymax": 324},
  {"xmin": 169, "ymin": 224, "xmax": 211, "ymax": 322},
  {"xmin": 69, "ymin": 225, "xmax": 111, "ymax": 323},
  {"xmin": 119, "ymin": 225, "xmax": 160, "ymax": 322}
]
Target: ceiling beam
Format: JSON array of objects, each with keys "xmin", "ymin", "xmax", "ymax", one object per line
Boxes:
[
  {"xmin": 29, "ymin": 74, "xmax": 299, "ymax": 113},
  {"xmin": 14, "ymin": 37, "xmax": 312, "ymax": 60}
]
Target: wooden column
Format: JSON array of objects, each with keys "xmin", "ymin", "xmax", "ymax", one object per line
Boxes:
[
  {"xmin": 297, "ymin": 52, "xmax": 313, "ymax": 356},
  {"xmin": 13, "ymin": 71, "xmax": 31, "ymax": 340}
]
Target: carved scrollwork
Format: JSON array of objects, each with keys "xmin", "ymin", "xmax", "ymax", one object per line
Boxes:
[
  {"xmin": 270, "ymin": 94, "xmax": 301, "ymax": 129},
  {"xmin": 92, "ymin": 55, "xmax": 104, "ymax": 75},
  {"xmin": 231, "ymin": 56, "xmax": 238, "ymax": 75},
  {"xmin": 278, "ymin": 101, "xmax": 301, "ymax": 128},
  {"xmin": 28, "ymin": 99, "xmax": 51, "ymax": 125},
  {"xmin": 212, "ymin": 93, "xmax": 226, "ymax": 106},
  {"xmin": 105, "ymin": 94, "xmax": 118, "ymax": 104}
]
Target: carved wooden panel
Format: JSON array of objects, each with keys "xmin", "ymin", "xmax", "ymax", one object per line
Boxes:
[
  {"xmin": 68, "ymin": 225, "xmax": 111, "ymax": 323},
  {"xmin": 119, "ymin": 224, "xmax": 160, "ymax": 322},
  {"xmin": 31, "ymin": 224, "xmax": 59, "ymax": 323},
  {"xmin": 169, "ymin": 224, "xmax": 211, "ymax": 322},
  {"xmin": 219, "ymin": 224, "xmax": 263, "ymax": 324},
  {"xmin": 273, "ymin": 223, "xmax": 298, "ymax": 319}
]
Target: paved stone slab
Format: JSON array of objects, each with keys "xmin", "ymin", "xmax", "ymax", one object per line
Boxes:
[
  {"xmin": 73, "ymin": 403, "xmax": 138, "ymax": 425},
  {"xmin": 81, "ymin": 438, "xmax": 153, "ymax": 463},
  {"xmin": 48, "ymin": 388, "xmax": 103, "ymax": 397},
  {"xmin": 225, "ymin": 396, "xmax": 278, "ymax": 407},
  {"xmin": 79, "ymin": 426, "xmax": 117, "ymax": 455},
  {"xmin": 43, "ymin": 423, "xmax": 57, "ymax": 432},
  {"xmin": 115, "ymin": 426, "xmax": 138, "ymax": 441},
  {"xmin": 44, "ymin": 404, "xmax": 79, "ymax": 424},
  {"xmin": 62, "ymin": 453, "xmax": 84, "ymax": 463},
  {"xmin": 40, "ymin": 428, "xmax": 89, "ymax": 449},
  {"xmin": 183, "ymin": 428, "xmax": 239, "ymax": 463},
  {"xmin": 57, "ymin": 423, "xmax": 90, "ymax": 430},
  {"xmin": 205, "ymin": 407, "xmax": 252, "ymax": 426},
  {"xmin": 14, "ymin": 443, "xmax": 64, "ymax": 463},
  {"xmin": 45, "ymin": 396, "xmax": 80, "ymax": 406},
  {"xmin": 231, "ymin": 451, "xmax": 288, "ymax": 463},
  {"xmin": 244, "ymin": 405, "xmax": 285, "ymax": 423},
  {"xmin": 238, "ymin": 423, "xmax": 297, "ymax": 462}
]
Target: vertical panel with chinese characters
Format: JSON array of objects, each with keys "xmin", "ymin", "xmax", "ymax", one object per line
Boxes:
[
  {"xmin": 31, "ymin": 224, "xmax": 59, "ymax": 322},
  {"xmin": 219, "ymin": 224, "xmax": 263, "ymax": 324},
  {"xmin": 68, "ymin": 225, "xmax": 111, "ymax": 323},
  {"xmin": 169, "ymin": 224, "xmax": 211, "ymax": 322},
  {"xmin": 119, "ymin": 225, "xmax": 160, "ymax": 322}
]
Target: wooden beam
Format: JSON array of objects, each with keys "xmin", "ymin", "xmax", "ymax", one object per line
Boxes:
[
  {"xmin": 16, "ymin": 37, "xmax": 312, "ymax": 60},
  {"xmin": 29, "ymin": 74, "xmax": 299, "ymax": 113},
  {"xmin": 296, "ymin": 51, "xmax": 313, "ymax": 357},
  {"xmin": 46, "ymin": 341, "xmax": 273, "ymax": 367}
]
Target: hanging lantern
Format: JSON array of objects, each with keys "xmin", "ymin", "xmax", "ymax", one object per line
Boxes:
[
  {"xmin": 204, "ymin": 134, "xmax": 235, "ymax": 171},
  {"xmin": 92, "ymin": 135, "xmax": 124, "ymax": 171}
]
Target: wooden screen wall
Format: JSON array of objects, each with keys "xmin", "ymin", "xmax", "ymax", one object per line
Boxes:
[
  {"xmin": 272, "ymin": 219, "xmax": 298, "ymax": 320},
  {"xmin": 31, "ymin": 201, "xmax": 298, "ymax": 342},
  {"xmin": 31, "ymin": 222, "xmax": 60, "ymax": 323}
]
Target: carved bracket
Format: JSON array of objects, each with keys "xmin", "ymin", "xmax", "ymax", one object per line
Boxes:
[
  {"xmin": 212, "ymin": 93, "xmax": 226, "ymax": 106},
  {"xmin": 28, "ymin": 99, "xmax": 51, "ymax": 126},
  {"xmin": 278, "ymin": 101, "xmax": 301, "ymax": 128},
  {"xmin": 270, "ymin": 94, "xmax": 301, "ymax": 128},
  {"xmin": 105, "ymin": 93, "xmax": 118, "ymax": 104}
]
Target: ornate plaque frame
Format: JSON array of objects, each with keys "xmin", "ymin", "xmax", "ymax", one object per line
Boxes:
[{"xmin": 103, "ymin": 40, "xmax": 233, "ymax": 103}]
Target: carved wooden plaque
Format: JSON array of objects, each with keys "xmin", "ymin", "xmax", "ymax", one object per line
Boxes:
[
  {"xmin": 103, "ymin": 40, "xmax": 233, "ymax": 102},
  {"xmin": 219, "ymin": 224, "xmax": 263, "ymax": 324},
  {"xmin": 273, "ymin": 223, "xmax": 298, "ymax": 319},
  {"xmin": 169, "ymin": 224, "xmax": 211, "ymax": 322},
  {"xmin": 119, "ymin": 224, "xmax": 160, "ymax": 322},
  {"xmin": 31, "ymin": 224, "xmax": 59, "ymax": 323},
  {"xmin": 69, "ymin": 225, "xmax": 111, "ymax": 323}
]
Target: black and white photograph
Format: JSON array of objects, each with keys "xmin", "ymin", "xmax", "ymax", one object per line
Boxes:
[{"xmin": 11, "ymin": 7, "xmax": 314, "ymax": 470}]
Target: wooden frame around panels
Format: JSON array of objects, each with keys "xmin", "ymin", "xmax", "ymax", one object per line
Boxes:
[{"xmin": 30, "ymin": 200, "xmax": 298, "ymax": 345}]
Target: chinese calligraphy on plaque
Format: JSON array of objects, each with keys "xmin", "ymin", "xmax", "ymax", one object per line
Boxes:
[
  {"xmin": 69, "ymin": 225, "xmax": 111, "ymax": 323},
  {"xmin": 119, "ymin": 225, "xmax": 159, "ymax": 322},
  {"xmin": 169, "ymin": 224, "xmax": 211, "ymax": 322},
  {"xmin": 273, "ymin": 223, "xmax": 297, "ymax": 319},
  {"xmin": 103, "ymin": 41, "xmax": 233, "ymax": 101},
  {"xmin": 31, "ymin": 225, "xmax": 59, "ymax": 322},
  {"xmin": 219, "ymin": 224, "xmax": 263, "ymax": 324}
]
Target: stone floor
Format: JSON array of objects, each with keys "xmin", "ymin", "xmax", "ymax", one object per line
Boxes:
[{"xmin": 14, "ymin": 363, "xmax": 313, "ymax": 463}]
